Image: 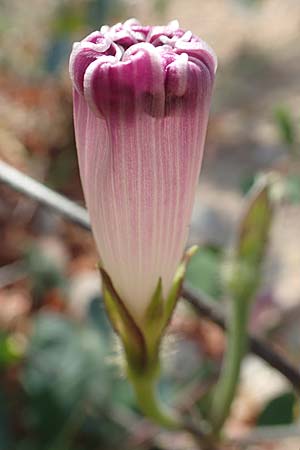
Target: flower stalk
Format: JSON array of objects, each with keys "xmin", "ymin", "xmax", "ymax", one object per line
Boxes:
[{"xmin": 129, "ymin": 368, "xmax": 180, "ymax": 429}]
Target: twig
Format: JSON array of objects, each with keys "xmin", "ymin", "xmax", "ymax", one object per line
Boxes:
[
  {"xmin": 182, "ymin": 285, "xmax": 300, "ymax": 393},
  {"xmin": 0, "ymin": 160, "xmax": 90, "ymax": 230},
  {"xmin": 0, "ymin": 261, "xmax": 26, "ymax": 288},
  {"xmin": 0, "ymin": 160, "xmax": 300, "ymax": 392}
]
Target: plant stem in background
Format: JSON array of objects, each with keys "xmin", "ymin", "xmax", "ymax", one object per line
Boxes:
[
  {"xmin": 209, "ymin": 178, "xmax": 274, "ymax": 436},
  {"xmin": 210, "ymin": 297, "xmax": 250, "ymax": 434}
]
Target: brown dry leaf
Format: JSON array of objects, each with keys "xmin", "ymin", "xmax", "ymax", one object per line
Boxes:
[{"xmin": 0, "ymin": 289, "xmax": 31, "ymax": 330}]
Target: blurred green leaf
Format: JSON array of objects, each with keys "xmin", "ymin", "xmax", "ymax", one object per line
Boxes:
[
  {"xmin": 285, "ymin": 175, "xmax": 300, "ymax": 203},
  {"xmin": 21, "ymin": 313, "xmax": 113, "ymax": 446},
  {"xmin": 24, "ymin": 246, "xmax": 67, "ymax": 301},
  {"xmin": 240, "ymin": 174, "xmax": 255, "ymax": 195},
  {"xmin": 52, "ymin": 5, "xmax": 86, "ymax": 36},
  {"xmin": 186, "ymin": 247, "xmax": 222, "ymax": 300},
  {"xmin": 238, "ymin": 183, "xmax": 272, "ymax": 264},
  {"xmin": 0, "ymin": 332, "xmax": 23, "ymax": 367},
  {"xmin": 88, "ymin": 296, "xmax": 113, "ymax": 339},
  {"xmin": 225, "ymin": 177, "xmax": 273, "ymax": 302},
  {"xmin": 274, "ymin": 107, "xmax": 295, "ymax": 148},
  {"xmin": 44, "ymin": 3, "xmax": 86, "ymax": 73},
  {"xmin": 45, "ymin": 0, "xmax": 121, "ymax": 73},
  {"xmin": 87, "ymin": 0, "xmax": 116, "ymax": 28},
  {"xmin": 257, "ymin": 392, "xmax": 296, "ymax": 426}
]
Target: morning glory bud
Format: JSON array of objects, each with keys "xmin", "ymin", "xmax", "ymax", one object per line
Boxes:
[{"xmin": 70, "ymin": 19, "xmax": 216, "ymax": 373}]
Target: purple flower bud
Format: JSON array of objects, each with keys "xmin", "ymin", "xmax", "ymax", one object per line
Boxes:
[{"xmin": 70, "ymin": 19, "xmax": 217, "ymax": 324}]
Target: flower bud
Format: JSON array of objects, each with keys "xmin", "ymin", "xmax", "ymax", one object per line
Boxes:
[{"xmin": 70, "ymin": 19, "xmax": 216, "ymax": 332}]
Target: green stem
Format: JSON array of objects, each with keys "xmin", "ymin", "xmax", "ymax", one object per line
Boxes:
[
  {"xmin": 130, "ymin": 372, "xmax": 180, "ymax": 429},
  {"xmin": 210, "ymin": 298, "xmax": 250, "ymax": 435}
]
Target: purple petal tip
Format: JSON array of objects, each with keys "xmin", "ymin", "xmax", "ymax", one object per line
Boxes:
[{"xmin": 69, "ymin": 18, "xmax": 217, "ymax": 118}]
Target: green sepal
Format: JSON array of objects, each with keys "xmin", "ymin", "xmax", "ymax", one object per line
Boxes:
[
  {"xmin": 99, "ymin": 267, "xmax": 147, "ymax": 372},
  {"xmin": 145, "ymin": 278, "xmax": 164, "ymax": 323},
  {"xmin": 144, "ymin": 245, "xmax": 198, "ymax": 333},
  {"xmin": 99, "ymin": 246, "xmax": 197, "ymax": 376},
  {"xmin": 165, "ymin": 245, "xmax": 198, "ymax": 321}
]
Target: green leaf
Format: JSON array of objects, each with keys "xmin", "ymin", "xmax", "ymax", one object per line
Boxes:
[
  {"xmin": 51, "ymin": 4, "xmax": 86, "ymax": 36},
  {"xmin": 87, "ymin": 295, "xmax": 113, "ymax": 339},
  {"xmin": 21, "ymin": 313, "xmax": 112, "ymax": 445},
  {"xmin": 186, "ymin": 247, "xmax": 222, "ymax": 300},
  {"xmin": 274, "ymin": 107, "xmax": 295, "ymax": 148},
  {"xmin": 257, "ymin": 392, "xmax": 296, "ymax": 426},
  {"xmin": 0, "ymin": 332, "xmax": 24, "ymax": 367},
  {"xmin": 240, "ymin": 174, "xmax": 256, "ymax": 195},
  {"xmin": 237, "ymin": 183, "xmax": 273, "ymax": 265},
  {"xmin": 24, "ymin": 246, "xmax": 67, "ymax": 301},
  {"xmin": 285, "ymin": 175, "xmax": 300, "ymax": 203},
  {"xmin": 225, "ymin": 176, "xmax": 273, "ymax": 302}
]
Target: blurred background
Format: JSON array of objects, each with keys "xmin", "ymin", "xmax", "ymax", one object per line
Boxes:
[{"xmin": 0, "ymin": 0, "xmax": 299, "ymax": 449}]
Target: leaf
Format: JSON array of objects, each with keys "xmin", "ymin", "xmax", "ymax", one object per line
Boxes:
[
  {"xmin": 240, "ymin": 174, "xmax": 256, "ymax": 195},
  {"xmin": 274, "ymin": 107, "xmax": 295, "ymax": 148},
  {"xmin": 285, "ymin": 175, "xmax": 300, "ymax": 203},
  {"xmin": 257, "ymin": 392, "xmax": 296, "ymax": 426},
  {"xmin": 186, "ymin": 246, "xmax": 222, "ymax": 300},
  {"xmin": 21, "ymin": 313, "xmax": 112, "ymax": 445},
  {"xmin": 237, "ymin": 182, "xmax": 273, "ymax": 265},
  {"xmin": 24, "ymin": 246, "xmax": 67, "ymax": 301},
  {"xmin": 0, "ymin": 332, "xmax": 24, "ymax": 367},
  {"xmin": 87, "ymin": 295, "xmax": 113, "ymax": 340},
  {"xmin": 52, "ymin": 6, "xmax": 86, "ymax": 36},
  {"xmin": 225, "ymin": 176, "xmax": 273, "ymax": 302}
]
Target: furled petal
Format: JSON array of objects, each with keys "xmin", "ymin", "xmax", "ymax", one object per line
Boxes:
[
  {"xmin": 70, "ymin": 19, "xmax": 217, "ymax": 324},
  {"xmin": 83, "ymin": 42, "xmax": 166, "ymax": 117}
]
